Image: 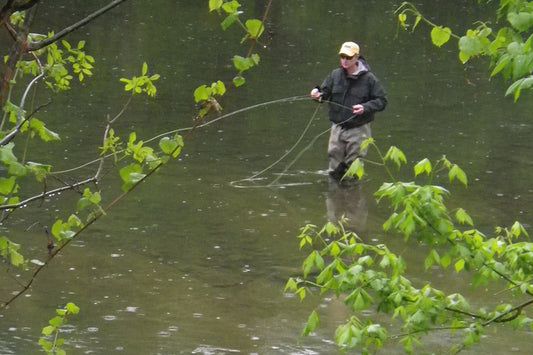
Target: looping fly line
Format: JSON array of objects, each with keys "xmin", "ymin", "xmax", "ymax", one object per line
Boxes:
[{"xmin": 52, "ymin": 95, "xmax": 353, "ymax": 188}]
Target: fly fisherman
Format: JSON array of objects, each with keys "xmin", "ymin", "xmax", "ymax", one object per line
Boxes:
[{"xmin": 310, "ymin": 41, "xmax": 387, "ymax": 181}]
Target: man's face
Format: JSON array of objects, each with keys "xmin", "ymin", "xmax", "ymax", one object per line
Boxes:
[{"xmin": 340, "ymin": 54, "xmax": 358, "ymax": 70}]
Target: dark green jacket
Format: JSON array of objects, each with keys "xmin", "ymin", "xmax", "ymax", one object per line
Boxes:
[{"xmin": 319, "ymin": 59, "xmax": 387, "ymax": 128}]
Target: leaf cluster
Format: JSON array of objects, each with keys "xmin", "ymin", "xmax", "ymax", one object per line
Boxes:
[
  {"xmin": 16, "ymin": 31, "xmax": 95, "ymax": 92},
  {"xmin": 119, "ymin": 62, "xmax": 160, "ymax": 97},
  {"xmin": 1, "ymin": 1, "xmax": 268, "ymax": 303},
  {"xmin": 396, "ymin": 0, "xmax": 533, "ymax": 100},
  {"xmin": 192, "ymin": 0, "xmax": 267, "ymax": 119},
  {"xmin": 38, "ymin": 302, "xmax": 80, "ymax": 355},
  {"xmin": 286, "ymin": 143, "xmax": 533, "ymax": 354}
]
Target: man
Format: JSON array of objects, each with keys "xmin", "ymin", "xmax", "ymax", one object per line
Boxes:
[{"xmin": 310, "ymin": 41, "xmax": 387, "ymax": 181}]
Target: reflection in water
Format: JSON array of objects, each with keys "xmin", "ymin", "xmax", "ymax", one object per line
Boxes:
[{"xmin": 325, "ymin": 179, "xmax": 368, "ymax": 234}]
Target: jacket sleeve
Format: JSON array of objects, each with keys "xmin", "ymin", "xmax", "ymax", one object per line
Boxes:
[
  {"xmin": 362, "ymin": 74, "xmax": 387, "ymax": 113},
  {"xmin": 318, "ymin": 72, "xmax": 334, "ymax": 100}
]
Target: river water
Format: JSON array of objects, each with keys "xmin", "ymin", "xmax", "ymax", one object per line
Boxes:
[{"xmin": 2, "ymin": 0, "xmax": 533, "ymax": 354}]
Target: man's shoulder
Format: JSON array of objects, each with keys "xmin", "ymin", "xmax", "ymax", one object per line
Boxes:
[{"xmin": 328, "ymin": 67, "xmax": 345, "ymax": 78}]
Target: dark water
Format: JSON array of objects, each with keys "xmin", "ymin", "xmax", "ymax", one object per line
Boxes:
[{"xmin": 2, "ymin": 0, "xmax": 533, "ymax": 354}]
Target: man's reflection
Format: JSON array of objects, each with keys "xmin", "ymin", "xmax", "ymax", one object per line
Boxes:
[{"xmin": 325, "ymin": 181, "xmax": 368, "ymax": 234}]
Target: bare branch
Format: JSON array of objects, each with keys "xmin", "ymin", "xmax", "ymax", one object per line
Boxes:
[
  {"xmin": 27, "ymin": 0, "xmax": 129, "ymax": 51},
  {"xmin": 0, "ymin": 176, "xmax": 96, "ymax": 212}
]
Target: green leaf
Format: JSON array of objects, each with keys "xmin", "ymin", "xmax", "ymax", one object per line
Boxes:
[
  {"xmin": 424, "ymin": 249, "xmax": 440, "ymax": 269},
  {"xmin": 329, "ymin": 242, "xmax": 341, "ymax": 257},
  {"xmin": 38, "ymin": 338, "xmax": 52, "ymax": 351},
  {"xmin": 66, "ymin": 302, "xmax": 80, "ymax": 314},
  {"xmin": 193, "ymin": 85, "xmax": 210, "ymax": 102},
  {"xmin": 222, "ymin": 0, "xmax": 240, "ymax": 13},
  {"xmin": 245, "ymin": 19, "xmax": 264, "ymax": 39},
  {"xmin": 119, "ymin": 163, "xmax": 144, "ymax": 191},
  {"xmin": 455, "ymin": 208, "xmax": 474, "ymax": 226},
  {"xmin": 345, "ymin": 158, "xmax": 364, "ymax": 179},
  {"xmin": 414, "ymin": 158, "xmax": 432, "ymax": 177},
  {"xmin": 398, "ymin": 13, "xmax": 407, "ymax": 25},
  {"xmin": 233, "ymin": 75, "xmax": 245, "ymax": 87},
  {"xmin": 48, "ymin": 315, "xmax": 63, "ymax": 327},
  {"xmin": 0, "ymin": 142, "xmax": 18, "ymax": 165},
  {"xmin": 505, "ymin": 76, "xmax": 533, "ymax": 101},
  {"xmin": 209, "ymin": 0, "xmax": 223, "ymax": 11},
  {"xmin": 0, "ymin": 177, "xmax": 17, "ymax": 195},
  {"xmin": 159, "ymin": 135, "xmax": 183, "ymax": 158},
  {"xmin": 221, "ymin": 12, "xmax": 240, "ymax": 30},
  {"xmin": 449, "ymin": 164, "xmax": 468, "ymax": 186},
  {"xmin": 61, "ymin": 40, "xmax": 71, "ymax": 51},
  {"xmin": 360, "ymin": 137, "xmax": 374, "ymax": 151},
  {"xmin": 458, "ymin": 32, "xmax": 484, "ymax": 63},
  {"xmin": 9, "ymin": 249, "xmax": 24, "ymax": 266},
  {"xmin": 323, "ymin": 222, "xmax": 339, "ymax": 236},
  {"xmin": 211, "ymin": 80, "xmax": 226, "ymax": 95},
  {"xmin": 491, "ymin": 55, "xmax": 511, "ymax": 77},
  {"xmin": 440, "ymin": 253, "xmax": 451, "ymax": 268},
  {"xmin": 301, "ymin": 310, "xmax": 319, "ymax": 337},
  {"xmin": 284, "ymin": 277, "xmax": 298, "ymax": 292},
  {"xmin": 431, "ymin": 26, "xmax": 451, "ymax": 47},
  {"xmin": 41, "ymin": 325, "xmax": 55, "ymax": 335},
  {"xmin": 141, "ymin": 62, "xmax": 148, "ymax": 75},
  {"xmin": 233, "ymin": 55, "xmax": 259, "ymax": 72},
  {"xmin": 507, "ymin": 11, "xmax": 533, "ymax": 33},
  {"xmin": 384, "ymin": 146, "xmax": 407, "ymax": 168},
  {"xmin": 454, "ymin": 258, "xmax": 465, "ymax": 272},
  {"xmin": 7, "ymin": 161, "xmax": 26, "ymax": 177},
  {"xmin": 510, "ymin": 221, "xmax": 528, "ymax": 238}
]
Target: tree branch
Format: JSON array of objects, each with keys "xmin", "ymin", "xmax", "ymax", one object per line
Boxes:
[
  {"xmin": 0, "ymin": 176, "xmax": 97, "ymax": 213},
  {"xmin": 27, "ymin": 0, "xmax": 129, "ymax": 51},
  {"xmin": 0, "ymin": 0, "xmax": 40, "ymax": 27}
]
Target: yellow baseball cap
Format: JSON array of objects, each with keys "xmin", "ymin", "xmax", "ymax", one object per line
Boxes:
[{"xmin": 339, "ymin": 42, "xmax": 360, "ymax": 56}]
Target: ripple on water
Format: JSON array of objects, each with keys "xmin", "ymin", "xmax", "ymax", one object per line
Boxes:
[
  {"xmin": 103, "ymin": 315, "xmax": 116, "ymax": 321},
  {"xmin": 192, "ymin": 345, "xmax": 240, "ymax": 354},
  {"xmin": 157, "ymin": 331, "xmax": 171, "ymax": 338}
]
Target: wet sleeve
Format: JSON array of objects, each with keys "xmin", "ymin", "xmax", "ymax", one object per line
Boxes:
[
  {"xmin": 319, "ymin": 73, "xmax": 334, "ymax": 100},
  {"xmin": 363, "ymin": 75, "xmax": 387, "ymax": 113}
]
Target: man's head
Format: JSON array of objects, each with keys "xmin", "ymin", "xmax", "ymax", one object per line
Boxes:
[
  {"xmin": 338, "ymin": 42, "xmax": 359, "ymax": 72},
  {"xmin": 339, "ymin": 42, "xmax": 359, "ymax": 57}
]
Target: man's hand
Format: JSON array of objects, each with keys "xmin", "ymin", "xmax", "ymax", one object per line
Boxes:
[
  {"xmin": 310, "ymin": 88, "xmax": 322, "ymax": 99},
  {"xmin": 352, "ymin": 104, "xmax": 364, "ymax": 115}
]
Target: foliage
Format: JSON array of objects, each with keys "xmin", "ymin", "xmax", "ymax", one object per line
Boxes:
[
  {"xmin": 0, "ymin": 0, "xmax": 268, "ymax": 300},
  {"xmin": 38, "ymin": 302, "xmax": 80, "ymax": 355},
  {"xmin": 1, "ymin": 1, "xmax": 271, "ymax": 352},
  {"xmin": 195, "ymin": 0, "xmax": 265, "ymax": 118},
  {"xmin": 286, "ymin": 139, "xmax": 533, "ymax": 354},
  {"xmin": 396, "ymin": 0, "xmax": 533, "ymax": 100},
  {"xmin": 119, "ymin": 62, "xmax": 160, "ymax": 97}
]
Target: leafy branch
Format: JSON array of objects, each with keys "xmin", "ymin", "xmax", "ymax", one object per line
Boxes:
[
  {"xmin": 38, "ymin": 302, "xmax": 80, "ymax": 355},
  {"xmin": 396, "ymin": 0, "xmax": 533, "ymax": 100},
  {"xmin": 192, "ymin": 0, "xmax": 272, "ymax": 121},
  {"xmin": 1, "ymin": 0, "xmax": 273, "ymax": 312},
  {"xmin": 286, "ymin": 143, "xmax": 533, "ymax": 354}
]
